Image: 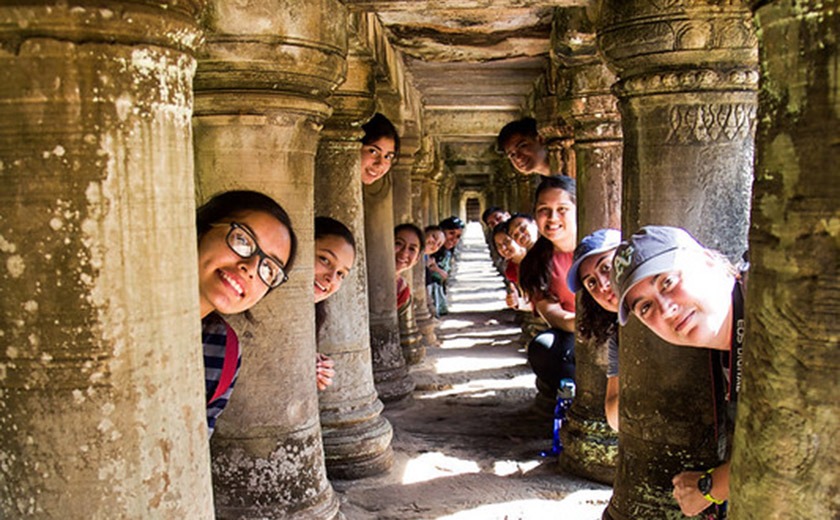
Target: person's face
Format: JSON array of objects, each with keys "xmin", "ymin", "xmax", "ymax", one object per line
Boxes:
[
  {"xmin": 534, "ymin": 188, "xmax": 576, "ymax": 247},
  {"xmin": 503, "ymin": 133, "xmax": 546, "ymax": 174},
  {"xmin": 443, "ymin": 228, "xmax": 462, "ymax": 250},
  {"xmin": 313, "ymin": 234, "xmax": 355, "ymax": 303},
  {"xmin": 579, "ymin": 249, "xmax": 619, "ymax": 313},
  {"xmin": 493, "ymin": 232, "xmax": 523, "ymax": 261},
  {"xmin": 198, "ymin": 210, "xmax": 292, "ymax": 317},
  {"xmin": 395, "ymin": 229, "xmax": 422, "ymax": 275},
  {"xmin": 425, "ymin": 230, "xmax": 444, "ymax": 255},
  {"xmin": 485, "ymin": 211, "xmax": 510, "ymax": 230},
  {"xmin": 360, "ymin": 136, "xmax": 396, "ymax": 185},
  {"xmin": 509, "ymin": 217, "xmax": 538, "ymax": 250},
  {"xmin": 624, "ymin": 253, "xmax": 732, "ymax": 348}
]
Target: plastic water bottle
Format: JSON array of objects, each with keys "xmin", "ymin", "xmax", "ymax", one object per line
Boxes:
[{"xmin": 540, "ymin": 378, "xmax": 575, "ymax": 457}]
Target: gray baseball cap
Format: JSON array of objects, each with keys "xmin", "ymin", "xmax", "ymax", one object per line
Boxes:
[{"xmin": 612, "ymin": 226, "xmax": 704, "ymax": 325}]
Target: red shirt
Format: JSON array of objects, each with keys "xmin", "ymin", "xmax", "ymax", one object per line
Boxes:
[
  {"xmin": 532, "ymin": 250, "xmax": 576, "ymax": 313},
  {"xmin": 504, "ymin": 261, "xmax": 520, "ymax": 285}
]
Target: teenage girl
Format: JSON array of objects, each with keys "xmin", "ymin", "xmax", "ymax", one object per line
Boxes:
[
  {"xmin": 360, "ymin": 113, "xmax": 400, "ymax": 185},
  {"xmin": 566, "ymin": 229, "xmax": 622, "ymax": 430},
  {"xmin": 518, "ymin": 176, "xmax": 578, "ymax": 390},
  {"xmin": 313, "ymin": 216, "xmax": 356, "ymax": 390},
  {"xmin": 198, "ymin": 191, "xmax": 297, "ymax": 437}
]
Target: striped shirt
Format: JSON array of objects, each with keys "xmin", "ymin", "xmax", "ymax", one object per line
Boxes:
[{"xmin": 203, "ymin": 313, "xmax": 241, "ymax": 437}]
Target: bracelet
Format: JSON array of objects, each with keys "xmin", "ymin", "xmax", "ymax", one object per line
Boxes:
[{"xmin": 702, "ymin": 468, "xmax": 725, "ymax": 505}]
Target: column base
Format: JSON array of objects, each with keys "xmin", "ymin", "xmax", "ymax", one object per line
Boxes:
[
  {"xmin": 323, "ymin": 416, "xmax": 394, "ymax": 480},
  {"xmin": 559, "ymin": 407, "xmax": 617, "ymax": 485}
]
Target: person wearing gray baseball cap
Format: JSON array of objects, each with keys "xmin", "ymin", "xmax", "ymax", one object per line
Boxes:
[
  {"xmin": 567, "ymin": 228, "xmax": 622, "ymax": 431},
  {"xmin": 610, "ymin": 225, "xmax": 747, "ymax": 518}
]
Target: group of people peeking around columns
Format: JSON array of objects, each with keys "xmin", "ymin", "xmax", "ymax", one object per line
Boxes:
[
  {"xmin": 198, "ymin": 113, "xmax": 441, "ymax": 439},
  {"xmin": 482, "ymin": 117, "xmax": 749, "ymax": 518}
]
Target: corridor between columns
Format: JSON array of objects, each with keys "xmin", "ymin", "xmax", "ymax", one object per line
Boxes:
[{"xmin": 336, "ymin": 222, "xmax": 611, "ymax": 519}]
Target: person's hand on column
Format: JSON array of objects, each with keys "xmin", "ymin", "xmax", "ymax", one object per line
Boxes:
[
  {"xmin": 316, "ymin": 353, "xmax": 335, "ymax": 391},
  {"xmin": 672, "ymin": 470, "xmax": 711, "ymax": 516}
]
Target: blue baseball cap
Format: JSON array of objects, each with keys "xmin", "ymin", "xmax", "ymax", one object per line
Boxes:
[
  {"xmin": 566, "ymin": 229, "xmax": 622, "ymax": 293},
  {"xmin": 612, "ymin": 226, "xmax": 705, "ymax": 325}
]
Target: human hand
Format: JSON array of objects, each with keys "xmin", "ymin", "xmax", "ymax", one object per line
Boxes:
[
  {"xmin": 505, "ymin": 291, "xmax": 518, "ymax": 309},
  {"xmin": 672, "ymin": 471, "xmax": 712, "ymax": 517},
  {"xmin": 316, "ymin": 353, "xmax": 335, "ymax": 391}
]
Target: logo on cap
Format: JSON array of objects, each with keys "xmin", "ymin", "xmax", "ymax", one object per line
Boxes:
[{"xmin": 613, "ymin": 244, "xmax": 634, "ymax": 282}]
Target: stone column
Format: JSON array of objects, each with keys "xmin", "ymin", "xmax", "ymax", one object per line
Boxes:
[
  {"xmin": 598, "ymin": 1, "xmax": 758, "ymax": 517},
  {"xmin": 0, "ymin": 3, "xmax": 213, "ymax": 518},
  {"xmin": 730, "ymin": 3, "xmax": 839, "ymax": 518},
  {"xmin": 364, "ymin": 172, "xmax": 415, "ymax": 402},
  {"xmin": 314, "ymin": 47, "xmax": 394, "ymax": 480},
  {"xmin": 551, "ymin": 8, "xmax": 623, "ymax": 485},
  {"xmin": 193, "ymin": 1, "xmax": 346, "ymax": 517},
  {"xmin": 392, "ymin": 122, "xmax": 426, "ymax": 365},
  {"xmin": 412, "ymin": 145, "xmax": 440, "ymax": 348}
]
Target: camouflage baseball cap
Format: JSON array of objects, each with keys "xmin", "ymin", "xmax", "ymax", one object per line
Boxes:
[{"xmin": 612, "ymin": 226, "xmax": 704, "ymax": 325}]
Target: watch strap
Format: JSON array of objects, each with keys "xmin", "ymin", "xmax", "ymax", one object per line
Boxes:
[{"xmin": 701, "ymin": 468, "xmax": 725, "ymax": 505}]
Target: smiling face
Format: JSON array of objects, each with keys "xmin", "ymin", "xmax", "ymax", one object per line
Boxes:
[
  {"xmin": 508, "ymin": 216, "xmax": 538, "ymax": 250},
  {"xmin": 360, "ymin": 136, "xmax": 397, "ymax": 185},
  {"xmin": 534, "ymin": 187, "xmax": 576, "ymax": 252},
  {"xmin": 579, "ymin": 249, "xmax": 619, "ymax": 313},
  {"xmin": 425, "ymin": 230, "xmax": 444, "ymax": 255},
  {"xmin": 624, "ymin": 252, "xmax": 734, "ymax": 348},
  {"xmin": 503, "ymin": 133, "xmax": 547, "ymax": 175},
  {"xmin": 395, "ymin": 228, "xmax": 422, "ymax": 275},
  {"xmin": 198, "ymin": 210, "xmax": 292, "ymax": 317},
  {"xmin": 484, "ymin": 210, "xmax": 510, "ymax": 230},
  {"xmin": 313, "ymin": 234, "xmax": 355, "ymax": 303},
  {"xmin": 442, "ymin": 228, "xmax": 462, "ymax": 250},
  {"xmin": 493, "ymin": 231, "xmax": 524, "ymax": 262}
]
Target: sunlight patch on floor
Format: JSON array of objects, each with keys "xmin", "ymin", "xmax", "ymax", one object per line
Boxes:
[
  {"xmin": 434, "ymin": 355, "xmax": 525, "ymax": 374},
  {"xmin": 492, "ymin": 459, "xmax": 541, "ymax": 476},
  {"xmin": 401, "ymin": 451, "xmax": 481, "ymax": 485},
  {"xmin": 435, "ymin": 490, "xmax": 612, "ymax": 519},
  {"xmin": 416, "ymin": 373, "xmax": 535, "ymax": 399},
  {"xmin": 439, "ymin": 319, "xmax": 476, "ymax": 330}
]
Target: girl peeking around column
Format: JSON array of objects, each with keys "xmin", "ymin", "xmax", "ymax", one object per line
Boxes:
[
  {"xmin": 360, "ymin": 113, "xmax": 400, "ymax": 185},
  {"xmin": 518, "ymin": 176, "xmax": 578, "ymax": 391},
  {"xmin": 429, "ymin": 216, "xmax": 465, "ymax": 316},
  {"xmin": 313, "ymin": 216, "xmax": 357, "ymax": 390},
  {"xmin": 394, "ymin": 223, "xmax": 425, "ymax": 312},
  {"xmin": 612, "ymin": 226, "xmax": 746, "ymax": 518},
  {"xmin": 197, "ymin": 191, "xmax": 297, "ymax": 438},
  {"xmin": 492, "ymin": 219, "xmax": 528, "ymax": 310},
  {"xmin": 566, "ymin": 229, "xmax": 622, "ymax": 430}
]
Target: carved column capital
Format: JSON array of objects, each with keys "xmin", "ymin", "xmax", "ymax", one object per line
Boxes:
[
  {"xmin": 195, "ymin": 0, "xmax": 349, "ymax": 121},
  {"xmin": 597, "ymin": 0, "xmax": 758, "ymax": 89}
]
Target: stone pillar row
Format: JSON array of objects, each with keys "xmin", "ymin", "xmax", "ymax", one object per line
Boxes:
[
  {"xmin": 315, "ymin": 46, "xmax": 393, "ymax": 480},
  {"xmin": 549, "ymin": 5, "xmax": 622, "ymax": 485},
  {"xmin": 598, "ymin": 1, "xmax": 758, "ymax": 518},
  {"xmin": 192, "ymin": 0, "xmax": 348, "ymax": 517}
]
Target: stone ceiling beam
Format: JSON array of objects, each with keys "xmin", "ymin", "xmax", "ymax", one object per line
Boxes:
[{"xmin": 425, "ymin": 108, "xmax": 520, "ymax": 142}]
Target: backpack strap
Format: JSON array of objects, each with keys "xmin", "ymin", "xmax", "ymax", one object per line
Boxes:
[{"xmin": 209, "ymin": 322, "xmax": 239, "ymax": 404}]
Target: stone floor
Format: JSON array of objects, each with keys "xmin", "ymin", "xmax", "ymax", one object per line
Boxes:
[{"xmin": 334, "ymin": 222, "xmax": 612, "ymax": 520}]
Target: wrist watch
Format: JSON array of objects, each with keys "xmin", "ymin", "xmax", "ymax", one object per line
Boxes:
[{"xmin": 697, "ymin": 469, "xmax": 725, "ymax": 505}]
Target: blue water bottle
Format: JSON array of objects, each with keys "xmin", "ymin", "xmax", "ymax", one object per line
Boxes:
[{"xmin": 540, "ymin": 378, "xmax": 575, "ymax": 457}]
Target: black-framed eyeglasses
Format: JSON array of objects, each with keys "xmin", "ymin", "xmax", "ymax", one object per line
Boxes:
[{"xmin": 215, "ymin": 222, "xmax": 289, "ymax": 289}]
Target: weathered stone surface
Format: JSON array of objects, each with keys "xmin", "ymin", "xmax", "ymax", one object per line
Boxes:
[
  {"xmin": 0, "ymin": 1, "xmax": 212, "ymax": 518},
  {"xmin": 193, "ymin": 0, "xmax": 347, "ymax": 517},
  {"xmin": 315, "ymin": 51, "xmax": 395, "ymax": 480},
  {"xmin": 365, "ymin": 174, "xmax": 415, "ymax": 402},
  {"xmin": 731, "ymin": 3, "xmax": 840, "ymax": 518},
  {"xmin": 598, "ymin": 1, "xmax": 757, "ymax": 518}
]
